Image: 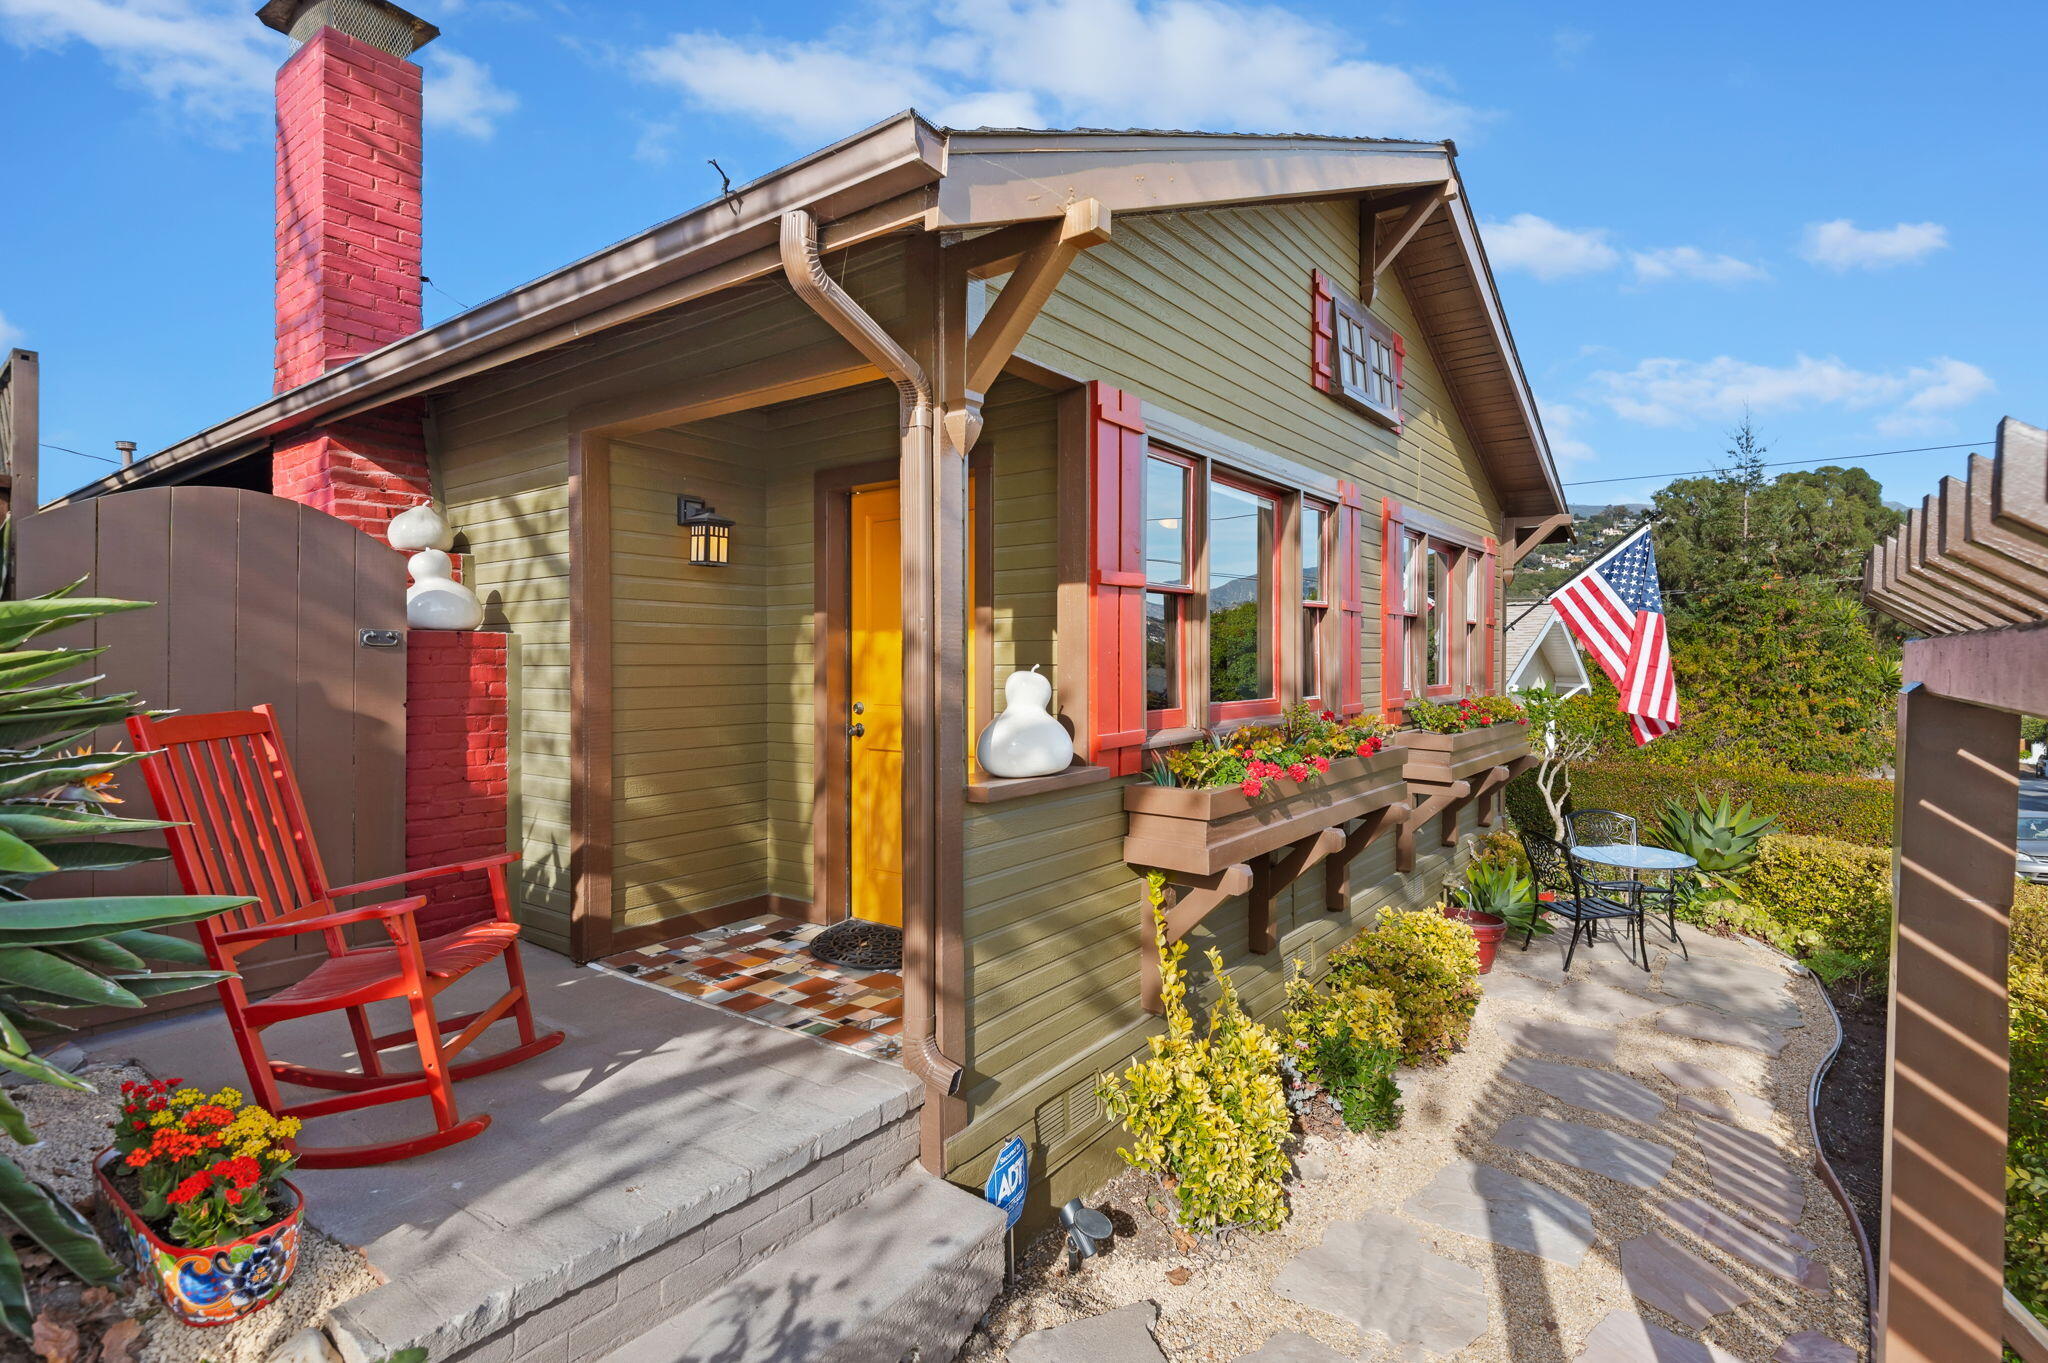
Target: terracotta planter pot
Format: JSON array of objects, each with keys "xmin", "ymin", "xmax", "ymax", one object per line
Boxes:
[
  {"xmin": 1123, "ymin": 745, "xmax": 1408, "ymax": 876},
  {"xmin": 1395, "ymin": 723, "xmax": 1531, "ymax": 788},
  {"xmin": 1441, "ymin": 905, "xmax": 1508, "ymax": 974},
  {"xmin": 95, "ymin": 1151, "xmax": 302, "ymax": 1327}
]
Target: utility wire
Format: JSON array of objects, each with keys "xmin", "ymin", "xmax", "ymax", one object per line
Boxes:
[
  {"xmin": 39, "ymin": 442, "xmax": 119, "ymax": 466},
  {"xmin": 1562, "ymin": 440, "xmax": 1981, "ymax": 488}
]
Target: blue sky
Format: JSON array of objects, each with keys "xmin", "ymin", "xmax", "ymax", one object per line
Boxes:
[{"xmin": 3, "ymin": 0, "xmax": 2042, "ymax": 508}]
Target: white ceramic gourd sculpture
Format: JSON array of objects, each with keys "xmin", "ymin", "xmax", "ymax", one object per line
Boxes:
[
  {"xmin": 976, "ymin": 665, "xmax": 1072, "ymax": 778},
  {"xmin": 389, "ymin": 502, "xmax": 485, "ymax": 631}
]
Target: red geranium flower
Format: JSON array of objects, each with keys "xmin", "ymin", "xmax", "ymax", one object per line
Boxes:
[
  {"xmin": 1310, "ymin": 756, "xmax": 1330, "ymax": 773},
  {"xmin": 1239, "ymin": 776, "xmax": 1264, "ymax": 798},
  {"xmin": 1286, "ymin": 762, "xmax": 1309, "ymax": 782}
]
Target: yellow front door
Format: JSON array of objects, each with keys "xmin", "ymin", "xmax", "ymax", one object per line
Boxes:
[{"xmin": 849, "ymin": 484, "xmax": 904, "ymax": 927}]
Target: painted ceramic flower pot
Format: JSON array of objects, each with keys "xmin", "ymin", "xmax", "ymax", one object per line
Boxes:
[
  {"xmin": 94, "ymin": 1151, "xmax": 302, "ymax": 1327},
  {"xmin": 1440, "ymin": 905, "xmax": 1508, "ymax": 974}
]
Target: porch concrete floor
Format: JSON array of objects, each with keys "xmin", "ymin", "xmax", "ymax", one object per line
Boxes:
[{"xmin": 82, "ymin": 943, "xmax": 919, "ymax": 1359}]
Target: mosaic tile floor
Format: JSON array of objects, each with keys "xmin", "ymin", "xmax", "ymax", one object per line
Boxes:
[{"xmin": 592, "ymin": 914, "xmax": 904, "ymax": 1061}]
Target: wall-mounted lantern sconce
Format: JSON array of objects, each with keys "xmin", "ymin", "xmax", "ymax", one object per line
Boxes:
[{"xmin": 677, "ymin": 495, "xmax": 733, "ymax": 567}]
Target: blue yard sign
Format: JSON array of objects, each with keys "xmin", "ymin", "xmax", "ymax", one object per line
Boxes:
[{"xmin": 984, "ymin": 1136, "xmax": 1029, "ymax": 1229}]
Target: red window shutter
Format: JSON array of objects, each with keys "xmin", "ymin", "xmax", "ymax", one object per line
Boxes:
[
  {"xmin": 1336, "ymin": 480, "xmax": 1366, "ymax": 716},
  {"xmin": 1309, "ymin": 271, "xmax": 1336, "ymax": 393},
  {"xmin": 1389, "ymin": 330, "xmax": 1408, "ymax": 428},
  {"xmin": 1088, "ymin": 382, "xmax": 1148, "ymax": 775},
  {"xmin": 1380, "ymin": 499, "xmax": 1405, "ymax": 720}
]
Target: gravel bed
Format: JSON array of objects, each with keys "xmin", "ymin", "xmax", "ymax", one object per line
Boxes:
[
  {"xmin": 957, "ymin": 929, "xmax": 1868, "ymax": 1361},
  {"xmin": 2, "ymin": 1062, "xmax": 378, "ymax": 1363}
]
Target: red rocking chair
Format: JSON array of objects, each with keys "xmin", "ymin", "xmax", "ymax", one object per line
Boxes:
[{"xmin": 128, "ymin": 705, "xmax": 563, "ymax": 1168}]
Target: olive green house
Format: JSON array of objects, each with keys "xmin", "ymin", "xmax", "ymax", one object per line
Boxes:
[{"xmin": 66, "ymin": 106, "xmax": 1569, "ymax": 1217}]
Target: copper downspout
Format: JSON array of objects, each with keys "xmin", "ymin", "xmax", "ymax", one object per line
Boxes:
[{"xmin": 779, "ymin": 210, "xmax": 965, "ymax": 1102}]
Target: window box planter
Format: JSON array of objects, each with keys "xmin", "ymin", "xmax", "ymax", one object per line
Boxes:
[
  {"xmin": 1396, "ymin": 723, "xmax": 1532, "ymax": 789},
  {"xmin": 1123, "ymin": 744, "xmax": 1408, "ymax": 877},
  {"xmin": 94, "ymin": 1150, "xmax": 303, "ymax": 1327}
]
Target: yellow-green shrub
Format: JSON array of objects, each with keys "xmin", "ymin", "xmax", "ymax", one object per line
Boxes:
[
  {"xmin": 2006, "ymin": 882, "xmax": 2048, "ymax": 1319},
  {"xmin": 1712, "ymin": 834, "xmax": 1892, "ymax": 966},
  {"xmin": 1283, "ymin": 964, "xmax": 1403, "ymax": 1132},
  {"xmin": 1098, "ymin": 890, "xmax": 1293, "ymax": 1233},
  {"xmin": 1565, "ymin": 761, "xmax": 1894, "ymax": 847},
  {"xmin": 1328, "ymin": 908, "xmax": 1480, "ymax": 1062}
]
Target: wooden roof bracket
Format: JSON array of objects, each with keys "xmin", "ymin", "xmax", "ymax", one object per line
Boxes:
[
  {"xmin": 1478, "ymin": 754, "xmax": 1539, "ymax": 828},
  {"xmin": 1501, "ymin": 512, "xmax": 1574, "ymax": 580},
  {"xmin": 944, "ymin": 198, "xmax": 1111, "ymax": 451},
  {"xmin": 1137, "ymin": 862, "xmax": 1255, "ymax": 1014},
  {"xmin": 1361, "ymin": 182, "xmax": 1456, "ymax": 305},
  {"xmin": 1323, "ymin": 802, "xmax": 1412, "ymax": 913}
]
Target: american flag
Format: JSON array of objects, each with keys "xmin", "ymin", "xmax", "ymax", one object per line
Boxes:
[{"xmin": 1549, "ymin": 525, "xmax": 1680, "ymax": 745}]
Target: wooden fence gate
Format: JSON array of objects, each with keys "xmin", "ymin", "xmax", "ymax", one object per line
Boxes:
[{"xmin": 12, "ymin": 485, "xmax": 409, "ymax": 1006}]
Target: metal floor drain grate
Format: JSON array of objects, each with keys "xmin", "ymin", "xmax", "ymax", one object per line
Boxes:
[{"xmin": 808, "ymin": 918, "xmax": 903, "ymax": 972}]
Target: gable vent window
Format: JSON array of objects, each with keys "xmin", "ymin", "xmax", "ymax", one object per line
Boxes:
[
  {"xmin": 1310, "ymin": 269, "xmax": 1405, "ymax": 429},
  {"xmin": 1333, "ymin": 294, "xmax": 1403, "ymax": 425}
]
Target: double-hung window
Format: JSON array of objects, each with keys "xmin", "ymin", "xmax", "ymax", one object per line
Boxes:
[
  {"xmin": 1136, "ymin": 446, "xmax": 1345, "ymax": 737},
  {"xmin": 1142, "ymin": 451, "xmax": 1195, "ymax": 729},
  {"xmin": 1299, "ymin": 500, "xmax": 1331, "ymax": 705},
  {"xmin": 1380, "ymin": 500, "xmax": 1498, "ymax": 716}
]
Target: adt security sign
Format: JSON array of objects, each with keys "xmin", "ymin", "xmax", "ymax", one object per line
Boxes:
[{"xmin": 984, "ymin": 1137, "xmax": 1028, "ymax": 1229}]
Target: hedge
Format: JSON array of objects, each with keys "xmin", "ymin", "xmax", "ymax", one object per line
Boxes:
[
  {"xmin": 2008, "ymin": 883, "xmax": 2048, "ymax": 1321},
  {"xmin": 1560, "ymin": 761, "xmax": 1894, "ymax": 847},
  {"xmin": 1712, "ymin": 835, "xmax": 1892, "ymax": 964}
]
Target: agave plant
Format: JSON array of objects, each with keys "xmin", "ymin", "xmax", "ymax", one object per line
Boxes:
[
  {"xmin": 1656, "ymin": 791, "xmax": 1778, "ymax": 889},
  {"xmin": 1452, "ymin": 860, "xmax": 1550, "ymax": 937},
  {"xmin": 0, "ymin": 584, "xmax": 250, "ymax": 1335}
]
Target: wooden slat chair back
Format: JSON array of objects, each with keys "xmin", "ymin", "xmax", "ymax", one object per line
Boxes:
[{"xmin": 129, "ymin": 705, "xmax": 562, "ymax": 1167}]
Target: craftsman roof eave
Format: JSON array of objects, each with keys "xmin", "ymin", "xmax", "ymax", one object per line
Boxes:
[{"xmin": 53, "ymin": 117, "xmax": 1563, "ymax": 518}]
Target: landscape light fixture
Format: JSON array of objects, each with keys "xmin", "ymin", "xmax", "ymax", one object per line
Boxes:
[
  {"xmin": 676, "ymin": 496, "xmax": 733, "ymax": 566},
  {"xmin": 1058, "ymin": 1197, "xmax": 1114, "ymax": 1273}
]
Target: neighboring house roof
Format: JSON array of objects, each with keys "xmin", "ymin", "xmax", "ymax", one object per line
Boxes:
[
  {"xmin": 1505, "ymin": 599, "xmax": 1591, "ymax": 697},
  {"xmin": 55, "ymin": 113, "xmax": 1563, "ymax": 517}
]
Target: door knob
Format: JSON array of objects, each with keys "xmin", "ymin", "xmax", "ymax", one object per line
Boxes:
[
  {"xmin": 852, "ymin": 701, "xmax": 865, "ymax": 715},
  {"xmin": 848, "ymin": 722, "xmax": 866, "ymax": 738}
]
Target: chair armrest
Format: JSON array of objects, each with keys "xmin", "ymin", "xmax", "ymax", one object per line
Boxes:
[
  {"xmin": 328, "ymin": 852, "xmax": 521, "ymax": 899},
  {"xmin": 212, "ymin": 896, "xmax": 429, "ymax": 956}
]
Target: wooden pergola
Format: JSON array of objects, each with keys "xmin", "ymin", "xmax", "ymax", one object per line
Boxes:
[{"xmin": 1861, "ymin": 416, "xmax": 2048, "ymax": 1362}]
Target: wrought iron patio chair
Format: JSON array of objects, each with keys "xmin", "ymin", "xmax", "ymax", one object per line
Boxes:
[
  {"xmin": 1560, "ymin": 840, "xmax": 1649, "ymax": 973},
  {"xmin": 1515, "ymin": 831, "xmax": 1574, "ymax": 951},
  {"xmin": 1569, "ymin": 807, "xmax": 1686, "ymax": 956},
  {"xmin": 128, "ymin": 705, "xmax": 563, "ymax": 1168}
]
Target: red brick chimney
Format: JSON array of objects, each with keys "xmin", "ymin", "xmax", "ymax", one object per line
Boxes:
[{"xmin": 261, "ymin": 0, "xmax": 438, "ymax": 534}]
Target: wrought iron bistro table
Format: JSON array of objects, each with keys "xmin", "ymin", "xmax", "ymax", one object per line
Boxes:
[{"xmin": 1569, "ymin": 843, "xmax": 1698, "ymax": 956}]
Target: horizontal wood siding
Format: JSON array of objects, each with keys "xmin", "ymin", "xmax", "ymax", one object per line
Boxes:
[
  {"xmin": 431, "ymin": 241, "xmax": 907, "ymax": 947},
  {"xmin": 1015, "ymin": 199, "xmax": 1505, "ymax": 707},
  {"xmin": 435, "ymin": 418, "xmax": 572, "ymax": 951},
  {"xmin": 952, "ymin": 200, "xmax": 1513, "ymax": 1216}
]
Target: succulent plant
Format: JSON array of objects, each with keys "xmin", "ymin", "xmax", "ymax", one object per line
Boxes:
[{"xmin": 1656, "ymin": 791, "xmax": 1778, "ymax": 885}]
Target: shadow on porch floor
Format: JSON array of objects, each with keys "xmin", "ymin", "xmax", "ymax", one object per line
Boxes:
[{"xmin": 81, "ymin": 942, "xmax": 921, "ymax": 1361}]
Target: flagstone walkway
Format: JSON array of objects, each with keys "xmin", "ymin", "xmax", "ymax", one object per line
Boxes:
[{"xmin": 968, "ymin": 922, "xmax": 1868, "ymax": 1363}]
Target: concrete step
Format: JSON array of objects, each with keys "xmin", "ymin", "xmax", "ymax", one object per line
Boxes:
[{"xmin": 595, "ymin": 1169, "xmax": 1007, "ymax": 1363}]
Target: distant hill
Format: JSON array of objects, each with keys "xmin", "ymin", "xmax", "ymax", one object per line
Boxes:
[{"xmin": 1513, "ymin": 503, "xmax": 1651, "ymax": 596}]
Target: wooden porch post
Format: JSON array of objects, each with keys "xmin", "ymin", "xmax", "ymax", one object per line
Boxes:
[{"xmin": 1878, "ymin": 681, "xmax": 2018, "ymax": 1363}]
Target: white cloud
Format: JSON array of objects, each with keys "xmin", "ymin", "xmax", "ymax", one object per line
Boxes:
[
  {"xmin": 1551, "ymin": 27, "xmax": 1591, "ymax": 68},
  {"xmin": 1591, "ymin": 352, "xmax": 1994, "ymax": 436},
  {"xmin": 635, "ymin": 0, "xmax": 1477, "ymax": 144},
  {"xmin": 0, "ymin": 0, "xmax": 282, "ymax": 124},
  {"xmin": 1799, "ymin": 219, "xmax": 1948, "ymax": 271},
  {"xmin": 1481, "ymin": 213, "xmax": 1619, "ymax": 281},
  {"xmin": 422, "ymin": 49, "xmax": 517, "ymax": 139},
  {"xmin": 1538, "ymin": 398, "xmax": 1596, "ymax": 470},
  {"xmin": 1629, "ymin": 245, "xmax": 1767, "ymax": 285}
]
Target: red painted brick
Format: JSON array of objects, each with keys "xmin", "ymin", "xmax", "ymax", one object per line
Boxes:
[{"xmin": 405, "ymin": 631, "xmax": 511, "ymax": 930}]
